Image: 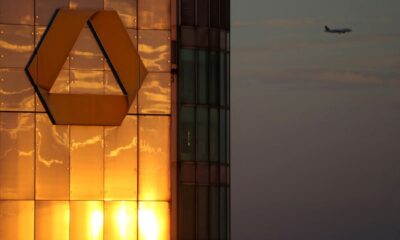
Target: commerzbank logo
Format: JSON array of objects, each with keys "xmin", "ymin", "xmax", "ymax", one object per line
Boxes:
[{"xmin": 26, "ymin": 9, "xmax": 147, "ymax": 126}]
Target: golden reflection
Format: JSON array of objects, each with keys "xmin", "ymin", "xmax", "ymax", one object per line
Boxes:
[
  {"xmin": 70, "ymin": 201, "xmax": 103, "ymax": 240},
  {"xmin": 138, "ymin": 202, "xmax": 169, "ymax": 240},
  {"xmin": 70, "ymin": 126, "xmax": 104, "ymax": 200},
  {"xmin": 35, "ymin": 114, "xmax": 69, "ymax": 200},
  {"xmin": 0, "ymin": 201, "xmax": 34, "ymax": 240},
  {"xmin": 35, "ymin": 201, "xmax": 69, "ymax": 240},
  {"xmin": 70, "ymin": 28, "xmax": 104, "ymax": 70},
  {"xmin": 0, "ymin": 40, "xmax": 33, "ymax": 52},
  {"xmin": 104, "ymin": 0, "xmax": 137, "ymax": 28},
  {"xmin": 138, "ymin": 30, "xmax": 170, "ymax": 72},
  {"xmin": 104, "ymin": 116, "xmax": 137, "ymax": 200},
  {"xmin": 139, "ymin": 73, "xmax": 171, "ymax": 114},
  {"xmin": 0, "ymin": 25, "xmax": 33, "ymax": 68},
  {"xmin": 70, "ymin": 70, "xmax": 104, "ymax": 94},
  {"xmin": 138, "ymin": 0, "xmax": 170, "ymax": 30},
  {"xmin": 139, "ymin": 116, "xmax": 170, "ymax": 201},
  {"xmin": 105, "ymin": 201, "xmax": 137, "ymax": 240}
]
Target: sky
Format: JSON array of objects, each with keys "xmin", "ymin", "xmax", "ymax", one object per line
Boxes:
[{"xmin": 231, "ymin": 0, "xmax": 400, "ymax": 239}]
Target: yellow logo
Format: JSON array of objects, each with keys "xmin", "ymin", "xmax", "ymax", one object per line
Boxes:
[{"xmin": 26, "ymin": 9, "xmax": 147, "ymax": 126}]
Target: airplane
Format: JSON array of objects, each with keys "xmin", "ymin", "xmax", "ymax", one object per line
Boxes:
[{"xmin": 325, "ymin": 25, "xmax": 352, "ymax": 34}]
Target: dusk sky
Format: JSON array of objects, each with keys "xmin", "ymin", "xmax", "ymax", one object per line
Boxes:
[{"xmin": 231, "ymin": 0, "xmax": 400, "ymax": 239}]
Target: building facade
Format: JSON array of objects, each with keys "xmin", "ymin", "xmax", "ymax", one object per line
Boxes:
[{"xmin": 0, "ymin": 0, "xmax": 229, "ymax": 239}]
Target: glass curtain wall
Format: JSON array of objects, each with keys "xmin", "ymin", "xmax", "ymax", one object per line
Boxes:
[
  {"xmin": 178, "ymin": 0, "xmax": 230, "ymax": 239},
  {"xmin": 0, "ymin": 0, "xmax": 172, "ymax": 239}
]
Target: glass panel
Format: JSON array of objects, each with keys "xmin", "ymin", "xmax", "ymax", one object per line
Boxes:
[
  {"xmin": 209, "ymin": 108, "xmax": 218, "ymax": 162},
  {"xmin": 0, "ymin": 201, "xmax": 34, "ymax": 240},
  {"xmin": 104, "ymin": 70, "xmax": 123, "ymax": 95},
  {"xmin": 138, "ymin": 30, "xmax": 171, "ymax": 72},
  {"xmin": 219, "ymin": 52, "xmax": 226, "ymax": 106},
  {"xmin": 104, "ymin": 116, "xmax": 137, "ymax": 200},
  {"xmin": 180, "ymin": 162, "xmax": 195, "ymax": 183},
  {"xmin": 209, "ymin": 51, "xmax": 218, "ymax": 105},
  {"xmin": 180, "ymin": 27, "xmax": 196, "ymax": 48},
  {"xmin": 220, "ymin": 30, "xmax": 227, "ymax": 50},
  {"xmin": 219, "ymin": 187, "xmax": 227, "ymax": 240},
  {"xmin": 0, "ymin": 25, "xmax": 34, "ymax": 68},
  {"xmin": 70, "ymin": 0, "xmax": 103, "ymax": 9},
  {"xmin": 227, "ymin": 110, "xmax": 230, "ymax": 164},
  {"xmin": 139, "ymin": 116, "xmax": 170, "ymax": 201},
  {"xmin": 70, "ymin": 70, "xmax": 104, "ymax": 94},
  {"xmin": 196, "ymin": 106, "xmax": 208, "ymax": 162},
  {"xmin": 70, "ymin": 28, "xmax": 104, "ymax": 71},
  {"xmin": 179, "ymin": 185, "xmax": 195, "ymax": 240},
  {"xmin": 210, "ymin": 0, "xmax": 219, "ymax": 28},
  {"xmin": 196, "ymin": 27, "xmax": 209, "ymax": 48},
  {"xmin": 196, "ymin": 163, "xmax": 209, "ymax": 185},
  {"xmin": 197, "ymin": 0, "xmax": 209, "ymax": 27},
  {"xmin": 219, "ymin": 109, "xmax": 227, "ymax": 163},
  {"xmin": 210, "ymin": 186, "xmax": 219, "ymax": 240},
  {"xmin": 197, "ymin": 50, "xmax": 208, "ymax": 104},
  {"xmin": 179, "ymin": 49, "xmax": 195, "ymax": 103},
  {"xmin": 35, "ymin": 0, "xmax": 69, "ymax": 26},
  {"xmin": 179, "ymin": 106, "xmax": 195, "ymax": 161},
  {"xmin": 49, "ymin": 70, "xmax": 70, "ymax": 94},
  {"xmin": 181, "ymin": 0, "xmax": 195, "ymax": 26},
  {"xmin": 138, "ymin": 0, "xmax": 170, "ymax": 30},
  {"xmin": 105, "ymin": 201, "xmax": 138, "ymax": 240},
  {"xmin": 105, "ymin": 0, "xmax": 137, "ymax": 28},
  {"xmin": 0, "ymin": 69, "xmax": 35, "ymax": 111},
  {"xmin": 220, "ymin": 0, "xmax": 229, "ymax": 29},
  {"xmin": 0, "ymin": 113, "xmax": 34, "ymax": 199},
  {"xmin": 36, "ymin": 114, "xmax": 69, "ymax": 200},
  {"xmin": 70, "ymin": 201, "xmax": 104, "ymax": 240},
  {"xmin": 138, "ymin": 201, "xmax": 169, "ymax": 240},
  {"xmin": 0, "ymin": 0, "xmax": 33, "ymax": 24},
  {"xmin": 196, "ymin": 186, "xmax": 209, "ymax": 240},
  {"xmin": 209, "ymin": 29, "xmax": 219, "ymax": 50},
  {"xmin": 70, "ymin": 126, "xmax": 104, "ymax": 200},
  {"xmin": 138, "ymin": 73, "xmax": 171, "ymax": 114},
  {"xmin": 35, "ymin": 201, "xmax": 69, "ymax": 240}
]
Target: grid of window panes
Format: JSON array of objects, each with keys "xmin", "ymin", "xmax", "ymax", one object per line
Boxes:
[
  {"xmin": 178, "ymin": 0, "xmax": 230, "ymax": 239},
  {"xmin": 0, "ymin": 0, "xmax": 172, "ymax": 239}
]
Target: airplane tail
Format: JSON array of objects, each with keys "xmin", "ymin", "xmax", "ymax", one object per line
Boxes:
[{"xmin": 325, "ymin": 25, "xmax": 330, "ymax": 31}]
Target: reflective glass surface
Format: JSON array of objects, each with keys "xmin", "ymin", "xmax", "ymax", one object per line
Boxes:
[
  {"xmin": 35, "ymin": 201, "xmax": 70, "ymax": 240},
  {"xmin": 138, "ymin": 201, "xmax": 170, "ymax": 240},
  {"xmin": 70, "ymin": 201, "xmax": 104, "ymax": 240},
  {"xmin": 138, "ymin": 73, "xmax": 171, "ymax": 114},
  {"xmin": 0, "ymin": 0, "xmax": 34, "ymax": 25},
  {"xmin": 104, "ymin": 201, "xmax": 138, "ymax": 240},
  {"xmin": 179, "ymin": 49, "xmax": 195, "ymax": 103},
  {"xmin": 0, "ymin": 113, "xmax": 34, "ymax": 199},
  {"xmin": 138, "ymin": 30, "xmax": 171, "ymax": 72},
  {"xmin": 179, "ymin": 106, "xmax": 195, "ymax": 161},
  {"xmin": 70, "ymin": 28, "xmax": 104, "ymax": 71},
  {"xmin": 196, "ymin": 186, "xmax": 209, "ymax": 239},
  {"xmin": 35, "ymin": 114, "xmax": 69, "ymax": 200},
  {"xmin": 70, "ymin": 126, "xmax": 104, "ymax": 200},
  {"xmin": 0, "ymin": 69, "xmax": 35, "ymax": 111},
  {"xmin": 196, "ymin": 106, "xmax": 208, "ymax": 162},
  {"xmin": 0, "ymin": 201, "xmax": 34, "ymax": 240},
  {"xmin": 179, "ymin": 185, "xmax": 195, "ymax": 239},
  {"xmin": 104, "ymin": 116, "xmax": 137, "ymax": 200},
  {"xmin": 138, "ymin": 0, "xmax": 170, "ymax": 30},
  {"xmin": 0, "ymin": 24, "xmax": 34, "ymax": 68},
  {"xmin": 35, "ymin": 0, "xmax": 69, "ymax": 26},
  {"xmin": 104, "ymin": 0, "xmax": 137, "ymax": 28},
  {"xmin": 139, "ymin": 116, "xmax": 170, "ymax": 201}
]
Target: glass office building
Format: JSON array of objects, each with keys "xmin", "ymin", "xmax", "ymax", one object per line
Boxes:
[{"xmin": 0, "ymin": 0, "xmax": 229, "ymax": 239}]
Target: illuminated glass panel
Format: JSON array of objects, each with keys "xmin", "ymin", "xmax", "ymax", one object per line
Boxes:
[
  {"xmin": 35, "ymin": 201, "xmax": 69, "ymax": 240},
  {"xmin": 70, "ymin": 0, "xmax": 103, "ymax": 9},
  {"xmin": 70, "ymin": 70, "xmax": 104, "ymax": 94},
  {"xmin": 104, "ymin": 71, "xmax": 123, "ymax": 95},
  {"xmin": 49, "ymin": 70, "xmax": 70, "ymax": 94},
  {"xmin": 70, "ymin": 28, "xmax": 104, "ymax": 71},
  {"xmin": 0, "ymin": 0, "xmax": 33, "ymax": 24},
  {"xmin": 35, "ymin": 114, "xmax": 69, "ymax": 200},
  {"xmin": 0, "ymin": 69, "xmax": 34, "ymax": 111},
  {"xmin": 196, "ymin": 106, "xmax": 208, "ymax": 162},
  {"xmin": 35, "ymin": 0, "xmax": 69, "ymax": 26},
  {"xmin": 104, "ymin": 0, "xmax": 137, "ymax": 28},
  {"xmin": 0, "ymin": 25, "xmax": 34, "ymax": 68},
  {"xmin": 0, "ymin": 201, "xmax": 34, "ymax": 240},
  {"xmin": 104, "ymin": 116, "xmax": 137, "ymax": 200},
  {"xmin": 179, "ymin": 48, "xmax": 195, "ymax": 103},
  {"xmin": 138, "ymin": 30, "xmax": 171, "ymax": 72},
  {"xmin": 104, "ymin": 201, "xmax": 138, "ymax": 240},
  {"xmin": 0, "ymin": 113, "xmax": 34, "ymax": 199},
  {"xmin": 139, "ymin": 116, "xmax": 170, "ymax": 201},
  {"xmin": 179, "ymin": 185, "xmax": 195, "ymax": 239},
  {"xmin": 138, "ymin": 73, "xmax": 171, "ymax": 114},
  {"xmin": 179, "ymin": 106, "xmax": 195, "ymax": 161},
  {"xmin": 138, "ymin": 201, "xmax": 169, "ymax": 240},
  {"xmin": 138, "ymin": 0, "xmax": 170, "ymax": 30},
  {"xmin": 70, "ymin": 201, "xmax": 104, "ymax": 240},
  {"xmin": 70, "ymin": 126, "xmax": 104, "ymax": 200}
]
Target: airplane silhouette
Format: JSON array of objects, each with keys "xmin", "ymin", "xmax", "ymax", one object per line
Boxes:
[{"xmin": 325, "ymin": 25, "xmax": 352, "ymax": 34}]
